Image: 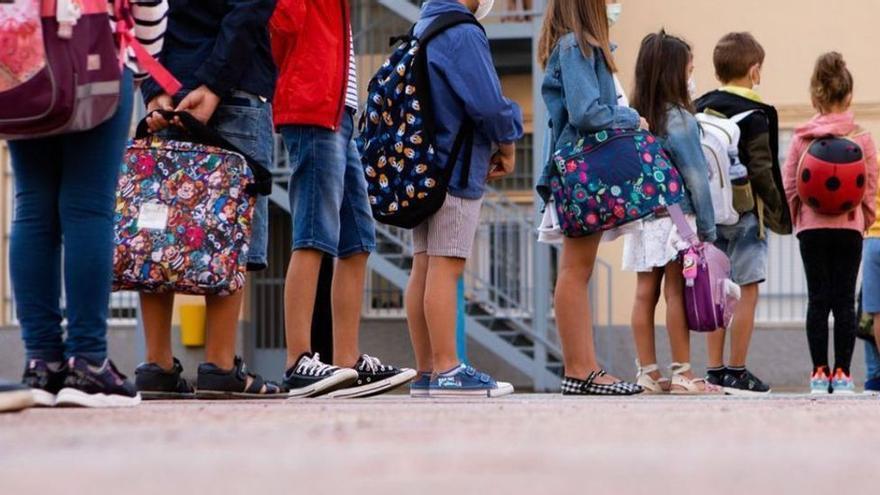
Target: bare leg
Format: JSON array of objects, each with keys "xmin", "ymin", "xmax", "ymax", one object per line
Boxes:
[
  {"xmin": 284, "ymin": 248, "xmax": 324, "ymax": 368},
  {"xmin": 554, "ymin": 234, "xmax": 622, "ymax": 384},
  {"xmin": 873, "ymin": 316, "xmax": 880, "ymax": 363},
  {"xmin": 423, "ymin": 256, "xmax": 466, "ymax": 373},
  {"xmin": 203, "ymin": 289, "xmax": 245, "ymax": 370},
  {"xmin": 729, "ymin": 283, "xmax": 759, "ymax": 367},
  {"xmin": 664, "ymin": 261, "xmax": 703, "ymax": 387},
  {"xmin": 405, "ymin": 253, "xmax": 432, "ymax": 372},
  {"xmin": 139, "ymin": 292, "xmax": 175, "ymax": 370},
  {"xmin": 631, "ymin": 269, "xmax": 663, "ymax": 380},
  {"xmin": 332, "ymin": 252, "xmax": 369, "ymax": 368}
]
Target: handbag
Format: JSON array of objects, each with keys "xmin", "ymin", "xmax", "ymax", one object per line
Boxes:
[
  {"xmin": 113, "ymin": 111, "xmax": 271, "ymax": 296},
  {"xmin": 548, "ymin": 129, "xmax": 684, "ymax": 237},
  {"xmin": 669, "ymin": 204, "xmax": 741, "ymax": 332}
]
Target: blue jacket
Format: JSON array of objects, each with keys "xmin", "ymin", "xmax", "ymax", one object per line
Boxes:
[
  {"xmin": 538, "ymin": 33, "xmax": 640, "ymax": 202},
  {"xmin": 142, "ymin": 0, "xmax": 277, "ymax": 104},
  {"xmin": 414, "ymin": 0, "xmax": 524, "ymax": 199},
  {"xmin": 661, "ymin": 106, "xmax": 717, "ymax": 242}
]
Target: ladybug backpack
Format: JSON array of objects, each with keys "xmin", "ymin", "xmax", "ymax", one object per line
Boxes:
[
  {"xmin": 797, "ymin": 130, "xmax": 868, "ymax": 215},
  {"xmin": 357, "ymin": 12, "xmax": 482, "ymax": 229}
]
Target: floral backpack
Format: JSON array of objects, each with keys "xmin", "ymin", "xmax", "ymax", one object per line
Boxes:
[
  {"xmin": 356, "ymin": 11, "xmax": 481, "ymax": 229},
  {"xmin": 548, "ymin": 129, "xmax": 685, "ymax": 237},
  {"xmin": 0, "ymin": 0, "xmax": 180, "ymax": 139},
  {"xmin": 112, "ymin": 111, "xmax": 271, "ymax": 296}
]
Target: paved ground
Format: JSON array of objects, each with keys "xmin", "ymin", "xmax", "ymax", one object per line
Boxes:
[{"xmin": 1, "ymin": 394, "xmax": 879, "ymax": 495}]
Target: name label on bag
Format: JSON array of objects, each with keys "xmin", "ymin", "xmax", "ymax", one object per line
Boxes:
[{"xmin": 137, "ymin": 202, "xmax": 169, "ymax": 231}]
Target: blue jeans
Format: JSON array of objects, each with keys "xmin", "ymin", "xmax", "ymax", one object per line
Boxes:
[
  {"xmin": 8, "ymin": 71, "xmax": 134, "ymax": 364},
  {"xmin": 280, "ymin": 111, "xmax": 375, "ymax": 258},
  {"xmin": 866, "ymin": 340, "xmax": 880, "ymax": 381}
]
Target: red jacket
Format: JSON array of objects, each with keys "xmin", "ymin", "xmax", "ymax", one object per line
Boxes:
[{"xmin": 270, "ymin": 0, "xmax": 351, "ymax": 130}]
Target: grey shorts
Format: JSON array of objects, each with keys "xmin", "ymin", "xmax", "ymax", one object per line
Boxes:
[
  {"xmin": 412, "ymin": 194, "xmax": 483, "ymax": 259},
  {"xmin": 714, "ymin": 212, "xmax": 768, "ymax": 285}
]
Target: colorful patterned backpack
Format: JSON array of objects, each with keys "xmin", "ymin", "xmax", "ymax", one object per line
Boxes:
[
  {"xmin": 113, "ymin": 111, "xmax": 271, "ymax": 296},
  {"xmin": 356, "ymin": 12, "xmax": 481, "ymax": 229},
  {"xmin": 0, "ymin": 0, "xmax": 180, "ymax": 140},
  {"xmin": 548, "ymin": 129, "xmax": 685, "ymax": 237}
]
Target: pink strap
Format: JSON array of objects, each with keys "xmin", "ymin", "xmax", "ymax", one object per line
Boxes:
[
  {"xmin": 114, "ymin": 0, "xmax": 182, "ymax": 95},
  {"xmin": 667, "ymin": 203, "xmax": 699, "ymax": 246}
]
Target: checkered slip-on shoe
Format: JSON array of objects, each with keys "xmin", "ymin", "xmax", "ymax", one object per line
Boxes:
[{"xmin": 561, "ymin": 370, "xmax": 644, "ymax": 396}]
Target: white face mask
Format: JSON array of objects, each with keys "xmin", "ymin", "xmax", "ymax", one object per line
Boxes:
[
  {"xmin": 474, "ymin": 0, "xmax": 495, "ymax": 20},
  {"xmin": 687, "ymin": 77, "xmax": 698, "ymax": 100},
  {"xmin": 607, "ymin": 3, "xmax": 623, "ymax": 27}
]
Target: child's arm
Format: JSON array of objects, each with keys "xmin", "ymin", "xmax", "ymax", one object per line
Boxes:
[
  {"xmin": 782, "ymin": 136, "xmax": 804, "ymax": 227},
  {"xmin": 666, "ymin": 110, "xmax": 716, "ymax": 242},
  {"xmin": 430, "ymin": 25, "xmax": 523, "ymax": 145},
  {"xmin": 742, "ymin": 118, "xmax": 785, "ymax": 216},
  {"xmin": 862, "ymin": 134, "xmax": 879, "ymax": 231},
  {"xmin": 558, "ymin": 41, "xmax": 640, "ymax": 133}
]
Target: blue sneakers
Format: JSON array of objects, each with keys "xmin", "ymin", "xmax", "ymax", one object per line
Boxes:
[
  {"xmin": 410, "ymin": 372, "xmax": 431, "ymax": 398},
  {"xmin": 865, "ymin": 376, "xmax": 880, "ymax": 396},
  {"xmin": 831, "ymin": 368, "xmax": 856, "ymax": 395},
  {"xmin": 810, "ymin": 367, "xmax": 831, "ymax": 395},
  {"xmin": 428, "ymin": 364, "xmax": 514, "ymax": 398}
]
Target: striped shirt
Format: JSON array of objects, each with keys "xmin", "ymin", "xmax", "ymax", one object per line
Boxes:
[
  {"xmin": 108, "ymin": 0, "xmax": 169, "ymax": 80},
  {"xmin": 345, "ymin": 26, "xmax": 358, "ymax": 111}
]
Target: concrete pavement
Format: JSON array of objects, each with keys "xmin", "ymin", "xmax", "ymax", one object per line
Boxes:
[{"xmin": 1, "ymin": 394, "xmax": 879, "ymax": 495}]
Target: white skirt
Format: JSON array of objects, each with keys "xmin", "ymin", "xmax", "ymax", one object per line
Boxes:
[
  {"xmin": 622, "ymin": 215, "xmax": 697, "ymax": 273},
  {"xmin": 537, "ymin": 199, "xmax": 645, "ymax": 245}
]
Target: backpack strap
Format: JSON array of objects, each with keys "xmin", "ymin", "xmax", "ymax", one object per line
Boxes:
[
  {"xmin": 730, "ymin": 110, "xmax": 757, "ymax": 125},
  {"xmin": 114, "ymin": 0, "xmax": 182, "ymax": 95},
  {"xmin": 416, "ymin": 11, "xmax": 485, "ymax": 45},
  {"xmin": 668, "ymin": 204, "xmax": 699, "ymax": 247}
]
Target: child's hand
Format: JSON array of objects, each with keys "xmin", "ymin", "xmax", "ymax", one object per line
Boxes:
[
  {"xmin": 175, "ymin": 85, "xmax": 221, "ymax": 125},
  {"xmin": 487, "ymin": 143, "xmax": 516, "ymax": 181},
  {"xmin": 639, "ymin": 117, "xmax": 650, "ymax": 131},
  {"xmin": 145, "ymin": 94, "xmax": 174, "ymax": 133}
]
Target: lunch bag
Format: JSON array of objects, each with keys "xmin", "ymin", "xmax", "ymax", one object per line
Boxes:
[
  {"xmin": 112, "ymin": 111, "xmax": 271, "ymax": 296},
  {"xmin": 548, "ymin": 129, "xmax": 684, "ymax": 237},
  {"xmin": 669, "ymin": 204, "xmax": 741, "ymax": 332},
  {"xmin": 357, "ymin": 12, "xmax": 481, "ymax": 229},
  {"xmin": 0, "ymin": 0, "xmax": 180, "ymax": 140}
]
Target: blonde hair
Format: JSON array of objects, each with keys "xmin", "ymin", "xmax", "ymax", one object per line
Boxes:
[
  {"xmin": 811, "ymin": 52, "xmax": 853, "ymax": 112},
  {"xmin": 537, "ymin": 0, "xmax": 616, "ymax": 72}
]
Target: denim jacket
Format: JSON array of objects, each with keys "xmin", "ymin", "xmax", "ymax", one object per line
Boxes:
[
  {"xmin": 661, "ymin": 106, "xmax": 717, "ymax": 242},
  {"xmin": 537, "ymin": 34, "xmax": 640, "ymax": 203}
]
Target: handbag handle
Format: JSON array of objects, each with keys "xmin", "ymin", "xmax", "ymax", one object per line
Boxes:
[
  {"xmin": 667, "ymin": 203, "xmax": 700, "ymax": 247},
  {"xmin": 135, "ymin": 110, "xmax": 272, "ymax": 196}
]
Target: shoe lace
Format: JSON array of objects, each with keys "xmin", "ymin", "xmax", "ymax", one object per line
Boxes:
[
  {"xmin": 297, "ymin": 353, "xmax": 335, "ymax": 377},
  {"xmin": 358, "ymin": 354, "xmax": 390, "ymax": 373}
]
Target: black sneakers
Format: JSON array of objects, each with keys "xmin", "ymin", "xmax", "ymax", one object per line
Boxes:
[
  {"xmin": 324, "ymin": 354, "xmax": 416, "ymax": 399},
  {"xmin": 722, "ymin": 368, "xmax": 771, "ymax": 396},
  {"xmin": 561, "ymin": 370, "xmax": 644, "ymax": 396},
  {"xmin": 284, "ymin": 352, "xmax": 358, "ymax": 398},
  {"xmin": 196, "ymin": 355, "xmax": 285, "ymax": 399},
  {"xmin": 22, "ymin": 359, "xmax": 67, "ymax": 407},
  {"xmin": 0, "ymin": 380, "xmax": 34, "ymax": 413},
  {"xmin": 135, "ymin": 357, "xmax": 195, "ymax": 400},
  {"xmin": 55, "ymin": 357, "xmax": 141, "ymax": 408}
]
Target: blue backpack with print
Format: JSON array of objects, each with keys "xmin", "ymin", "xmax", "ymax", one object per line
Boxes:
[{"xmin": 357, "ymin": 12, "xmax": 482, "ymax": 229}]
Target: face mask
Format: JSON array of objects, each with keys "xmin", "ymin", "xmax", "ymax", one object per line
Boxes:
[
  {"xmin": 474, "ymin": 0, "xmax": 495, "ymax": 20},
  {"xmin": 687, "ymin": 77, "xmax": 698, "ymax": 100},
  {"xmin": 607, "ymin": 3, "xmax": 623, "ymax": 27}
]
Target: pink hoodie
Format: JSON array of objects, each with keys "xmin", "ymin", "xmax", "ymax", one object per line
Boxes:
[{"xmin": 783, "ymin": 111, "xmax": 879, "ymax": 235}]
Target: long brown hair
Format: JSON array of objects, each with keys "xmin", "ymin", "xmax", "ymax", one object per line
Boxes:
[
  {"xmin": 630, "ymin": 30, "xmax": 693, "ymax": 137},
  {"xmin": 537, "ymin": 0, "xmax": 616, "ymax": 72},
  {"xmin": 811, "ymin": 51, "xmax": 853, "ymax": 113}
]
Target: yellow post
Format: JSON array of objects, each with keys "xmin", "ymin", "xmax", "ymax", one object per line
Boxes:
[{"xmin": 179, "ymin": 304, "xmax": 207, "ymax": 347}]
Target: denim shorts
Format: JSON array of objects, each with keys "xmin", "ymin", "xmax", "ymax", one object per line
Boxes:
[
  {"xmin": 714, "ymin": 212, "xmax": 768, "ymax": 285},
  {"xmin": 208, "ymin": 92, "xmax": 273, "ymax": 270},
  {"xmin": 862, "ymin": 238, "xmax": 880, "ymax": 313},
  {"xmin": 280, "ymin": 111, "xmax": 376, "ymax": 258}
]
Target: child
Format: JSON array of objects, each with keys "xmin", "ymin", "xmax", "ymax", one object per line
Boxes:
[
  {"xmin": 271, "ymin": 0, "xmax": 415, "ymax": 398},
  {"xmin": 538, "ymin": 0, "xmax": 646, "ymax": 396},
  {"xmin": 14, "ymin": 1, "xmax": 168, "ymax": 408},
  {"xmin": 786, "ymin": 53, "xmax": 879, "ymax": 393},
  {"xmin": 404, "ymin": 0, "xmax": 523, "ymax": 398},
  {"xmin": 624, "ymin": 31, "xmax": 721, "ymax": 394},
  {"xmin": 695, "ymin": 32, "xmax": 790, "ymax": 395},
  {"xmin": 134, "ymin": 1, "xmax": 284, "ymax": 399}
]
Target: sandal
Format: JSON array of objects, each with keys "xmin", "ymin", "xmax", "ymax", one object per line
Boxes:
[
  {"xmin": 195, "ymin": 356, "xmax": 285, "ymax": 399},
  {"xmin": 635, "ymin": 361, "xmax": 671, "ymax": 394},
  {"xmin": 669, "ymin": 363, "xmax": 723, "ymax": 395}
]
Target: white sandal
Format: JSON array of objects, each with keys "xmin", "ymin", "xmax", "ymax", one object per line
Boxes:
[
  {"xmin": 636, "ymin": 361, "xmax": 670, "ymax": 394},
  {"xmin": 670, "ymin": 363, "xmax": 723, "ymax": 395}
]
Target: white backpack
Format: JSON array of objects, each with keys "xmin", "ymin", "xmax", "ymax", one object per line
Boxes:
[{"xmin": 695, "ymin": 110, "xmax": 754, "ymax": 226}]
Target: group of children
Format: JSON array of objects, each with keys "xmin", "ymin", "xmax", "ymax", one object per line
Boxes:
[{"xmin": 3, "ymin": 0, "xmax": 880, "ymax": 413}]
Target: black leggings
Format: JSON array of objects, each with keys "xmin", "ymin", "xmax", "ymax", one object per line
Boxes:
[{"xmin": 799, "ymin": 229, "xmax": 863, "ymax": 374}]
